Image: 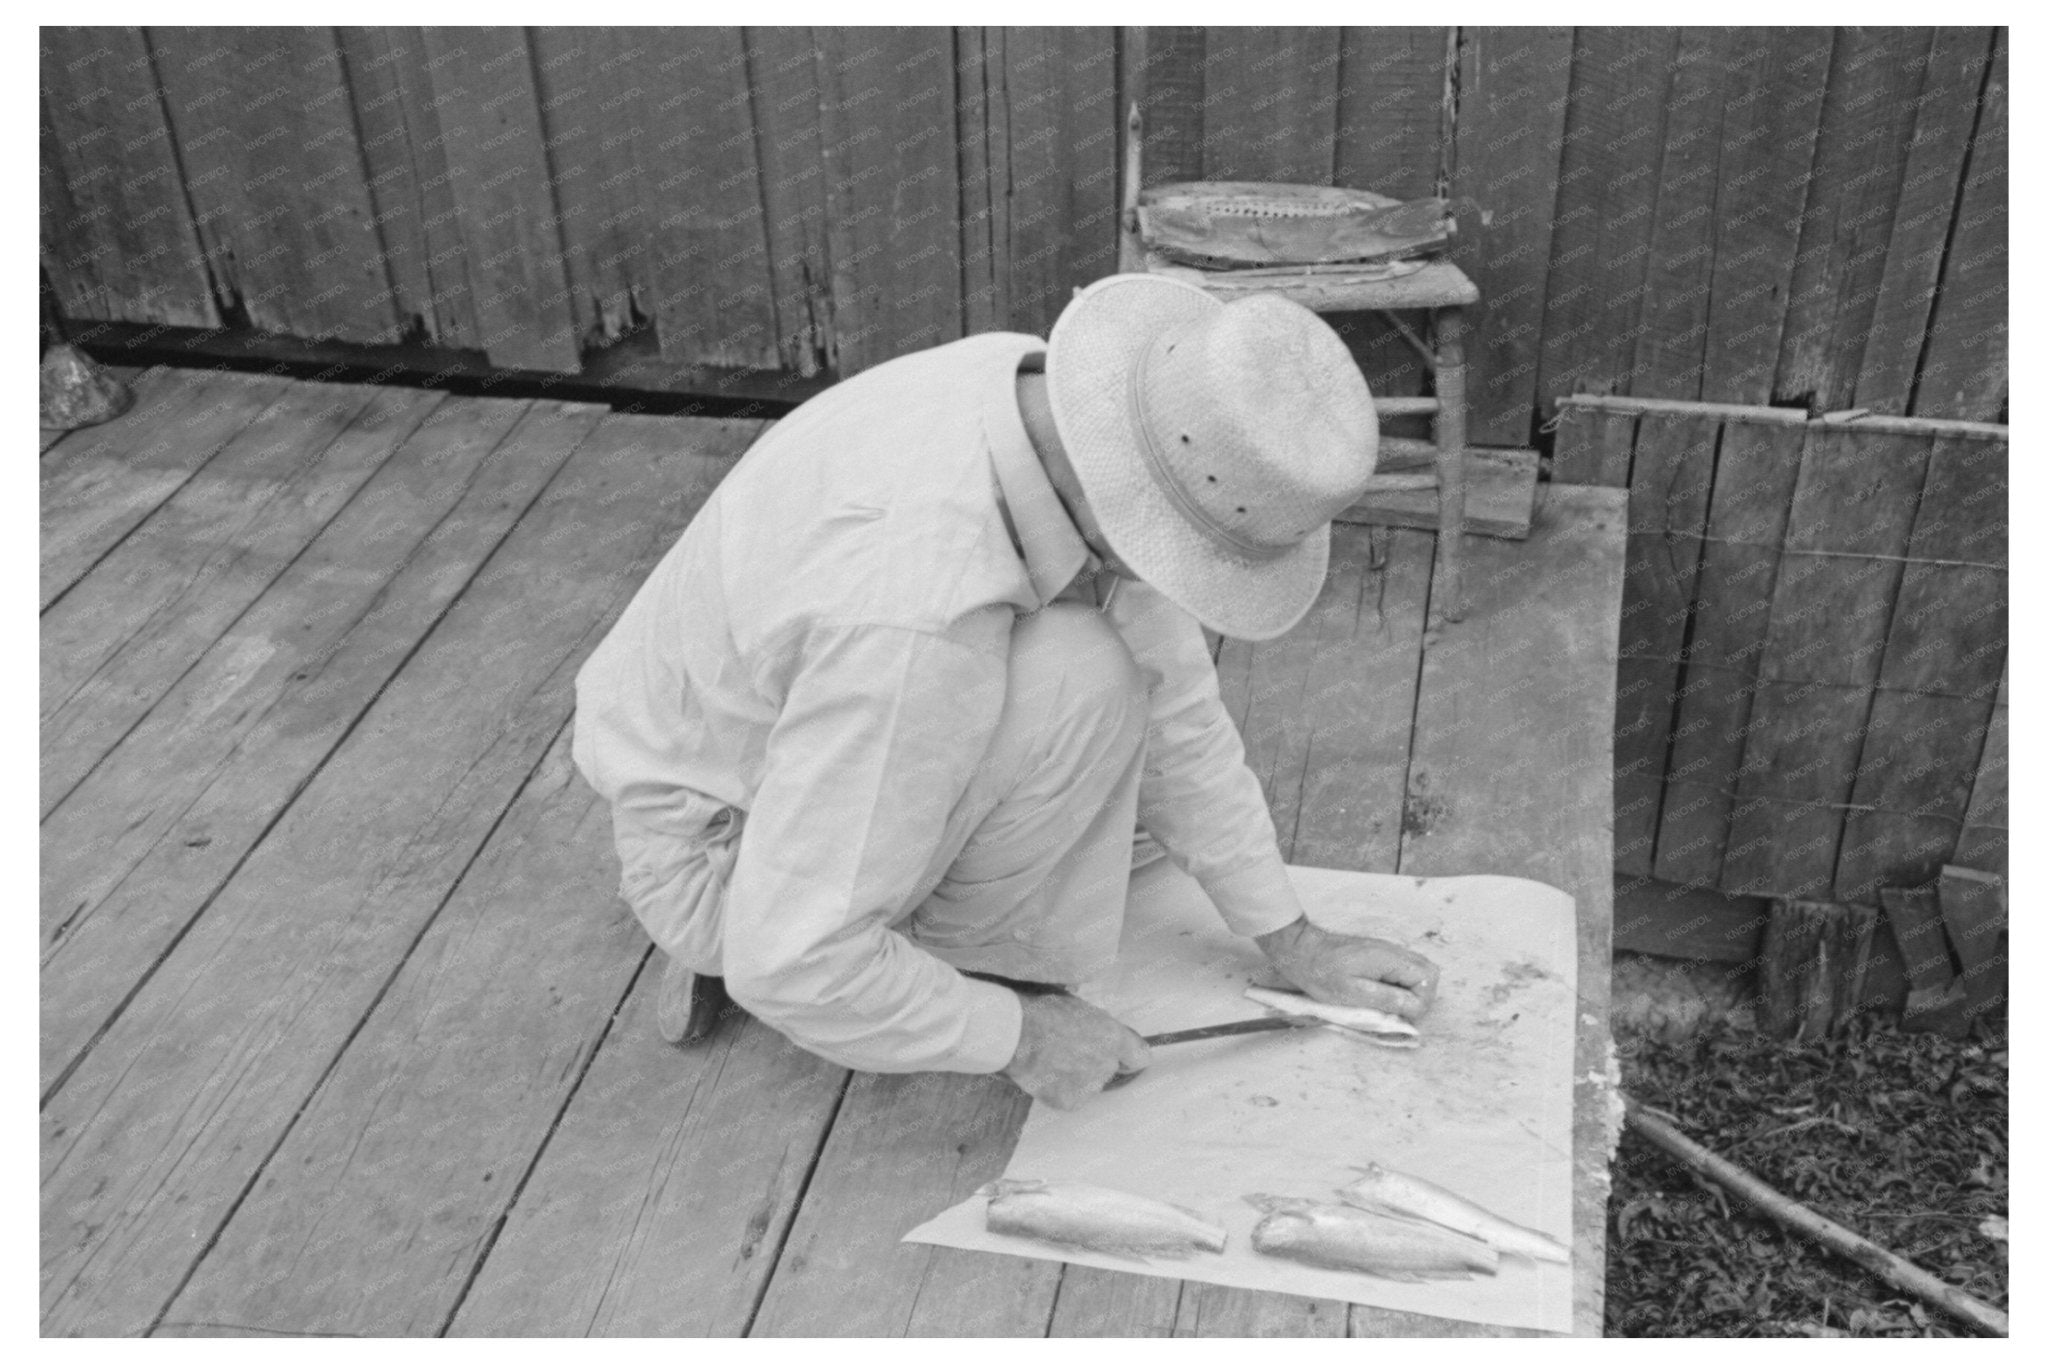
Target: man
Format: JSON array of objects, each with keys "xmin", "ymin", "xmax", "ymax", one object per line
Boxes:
[{"xmin": 572, "ymin": 273, "xmax": 1440, "ymax": 1111}]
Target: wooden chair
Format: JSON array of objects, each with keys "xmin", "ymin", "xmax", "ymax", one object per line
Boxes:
[{"xmin": 1114, "ymin": 108, "xmax": 1478, "ymax": 622}]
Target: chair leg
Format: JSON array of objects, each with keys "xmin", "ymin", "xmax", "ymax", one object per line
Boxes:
[{"xmin": 1432, "ymin": 306, "xmax": 1469, "ymax": 624}]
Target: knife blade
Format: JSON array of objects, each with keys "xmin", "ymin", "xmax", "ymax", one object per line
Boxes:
[
  {"xmin": 1103, "ymin": 1014, "xmax": 1319, "ymax": 1089},
  {"xmin": 1141, "ymin": 1015, "xmax": 1319, "ymax": 1047}
]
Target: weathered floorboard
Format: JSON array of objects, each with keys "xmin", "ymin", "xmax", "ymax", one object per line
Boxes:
[
  {"xmin": 39, "ymin": 413, "xmax": 757, "ymax": 1335},
  {"xmin": 1164, "ymin": 523, "xmax": 1431, "ymax": 1336},
  {"xmin": 40, "ymin": 367, "xmax": 291, "ymax": 610},
  {"xmin": 1395, "ymin": 485, "xmax": 1624, "ymax": 1338},
  {"xmin": 1177, "ymin": 1282, "xmax": 1347, "ymax": 1337},
  {"xmin": 1285, "ymin": 528, "xmax": 1434, "ymax": 873},
  {"xmin": 1348, "ymin": 1305, "xmax": 1543, "ymax": 1338},
  {"xmin": 451, "ymin": 996, "xmax": 849, "ymax": 1336},
  {"xmin": 1227, "ymin": 531, "xmax": 1381, "ymax": 861},
  {"xmin": 37, "ymin": 366, "xmax": 179, "ymax": 484},
  {"xmin": 746, "ymin": 1073, "xmax": 1051, "ymax": 1336},
  {"xmin": 40, "ymin": 381, "xmax": 403, "ymax": 813},
  {"xmin": 1220, "ymin": 525, "xmax": 1431, "ymax": 874},
  {"xmin": 163, "ymin": 730, "xmax": 648, "ymax": 1334},
  {"xmin": 1047, "ymin": 1268, "xmax": 1183, "ymax": 1337},
  {"xmin": 39, "ymin": 397, "xmax": 591, "ymax": 1098}
]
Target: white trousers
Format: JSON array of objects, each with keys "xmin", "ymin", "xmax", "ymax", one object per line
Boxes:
[{"xmin": 641, "ymin": 603, "xmax": 1152, "ymax": 987}]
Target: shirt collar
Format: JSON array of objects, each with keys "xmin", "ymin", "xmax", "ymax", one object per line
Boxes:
[{"xmin": 983, "ymin": 348, "xmax": 1091, "ymax": 607}]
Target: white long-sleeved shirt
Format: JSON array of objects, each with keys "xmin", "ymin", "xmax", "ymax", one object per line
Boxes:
[{"xmin": 571, "ymin": 332, "xmax": 1306, "ymax": 1075}]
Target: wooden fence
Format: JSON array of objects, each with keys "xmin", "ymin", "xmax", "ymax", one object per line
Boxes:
[
  {"xmin": 43, "ymin": 25, "xmax": 2007, "ymax": 433},
  {"xmin": 1555, "ymin": 397, "xmax": 2007, "ymax": 903}
]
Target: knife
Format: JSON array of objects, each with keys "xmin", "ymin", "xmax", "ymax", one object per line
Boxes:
[
  {"xmin": 1141, "ymin": 1015, "xmax": 1321, "ymax": 1047},
  {"xmin": 1102, "ymin": 1014, "xmax": 1320, "ymax": 1089}
]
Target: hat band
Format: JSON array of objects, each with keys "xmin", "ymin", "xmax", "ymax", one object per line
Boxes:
[{"xmin": 1129, "ymin": 334, "xmax": 1292, "ymax": 563}]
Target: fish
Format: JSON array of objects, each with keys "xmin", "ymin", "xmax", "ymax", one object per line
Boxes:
[
  {"xmin": 979, "ymin": 1179, "xmax": 1227, "ymax": 1259},
  {"xmin": 1338, "ymin": 1162, "xmax": 1570, "ymax": 1264},
  {"xmin": 1243, "ymin": 986, "xmax": 1421, "ymax": 1047},
  {"xmin": 1245, "ymin": 1194, "xmax": 1499, "ymax": 1280}
]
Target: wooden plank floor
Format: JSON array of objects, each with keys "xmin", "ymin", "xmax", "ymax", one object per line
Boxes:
[{"xmin": 42, "ymin": 367, "xmax": 1622, "ymax": 1337}]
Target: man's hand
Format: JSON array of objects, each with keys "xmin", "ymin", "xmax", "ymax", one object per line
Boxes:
[
  {"xmin": 1254, "ymin": 916, "xmax": 1440, "ymax": 1021},
  {"xmin": 1001, "ymin": 991, "xmax": 1151, "ymax": 1110}
]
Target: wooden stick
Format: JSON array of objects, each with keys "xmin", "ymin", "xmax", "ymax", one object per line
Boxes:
[
  {"xmin": 1556, "ymin": 392, "xmax": 2008, "ymax": 439},
  {"xmin": 1556, "ymin": 393, "xmax": 1809, "ymax": 425},
  {"xmin": 1625, "ymin": 1103, "xmax": 2009, "ymax": 1337}
]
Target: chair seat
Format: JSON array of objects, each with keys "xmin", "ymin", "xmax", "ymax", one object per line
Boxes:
[{"xmin": 1140, "ymin": 254, "xmax": 1479, "ymax": 313}]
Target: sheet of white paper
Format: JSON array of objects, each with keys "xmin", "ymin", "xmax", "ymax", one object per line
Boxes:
[{"xmin": 905, "ymin": 861, "xmax": 1577, "ymax": 1333}]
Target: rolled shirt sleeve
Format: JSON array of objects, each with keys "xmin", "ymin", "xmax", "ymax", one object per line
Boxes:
[
  {"xmin": 1111, "ymin": 583, "xmax": 1306, "ymax": 939},
  {"xmin": 718, "ymin": 616, "xmax": 1027, "ymax": 1074}
]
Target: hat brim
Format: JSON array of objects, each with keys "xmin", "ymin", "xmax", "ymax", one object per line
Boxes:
[{"xmin": 1045, "ymin": 274, "xmax": 1329, "ymax": 642}]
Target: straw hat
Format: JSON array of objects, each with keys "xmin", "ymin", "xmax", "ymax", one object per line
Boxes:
[{"xmin": 1045, "ymin": 274, "xmax": 1378, "ymax": 641}]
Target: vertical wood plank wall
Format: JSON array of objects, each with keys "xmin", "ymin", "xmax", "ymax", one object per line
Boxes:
[
  {"xmin": 43, "ymin": 25, "xmax": 2007, "ymax": 428},
  {"xmin": 1554, "ymin": 399, "xmax": 2007, "ymax": 903}
]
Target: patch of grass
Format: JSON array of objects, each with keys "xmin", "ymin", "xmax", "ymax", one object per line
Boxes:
[{"xmin": 1606, "ymin": 1016, "xmax": 2007, "ymax": 1337}]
